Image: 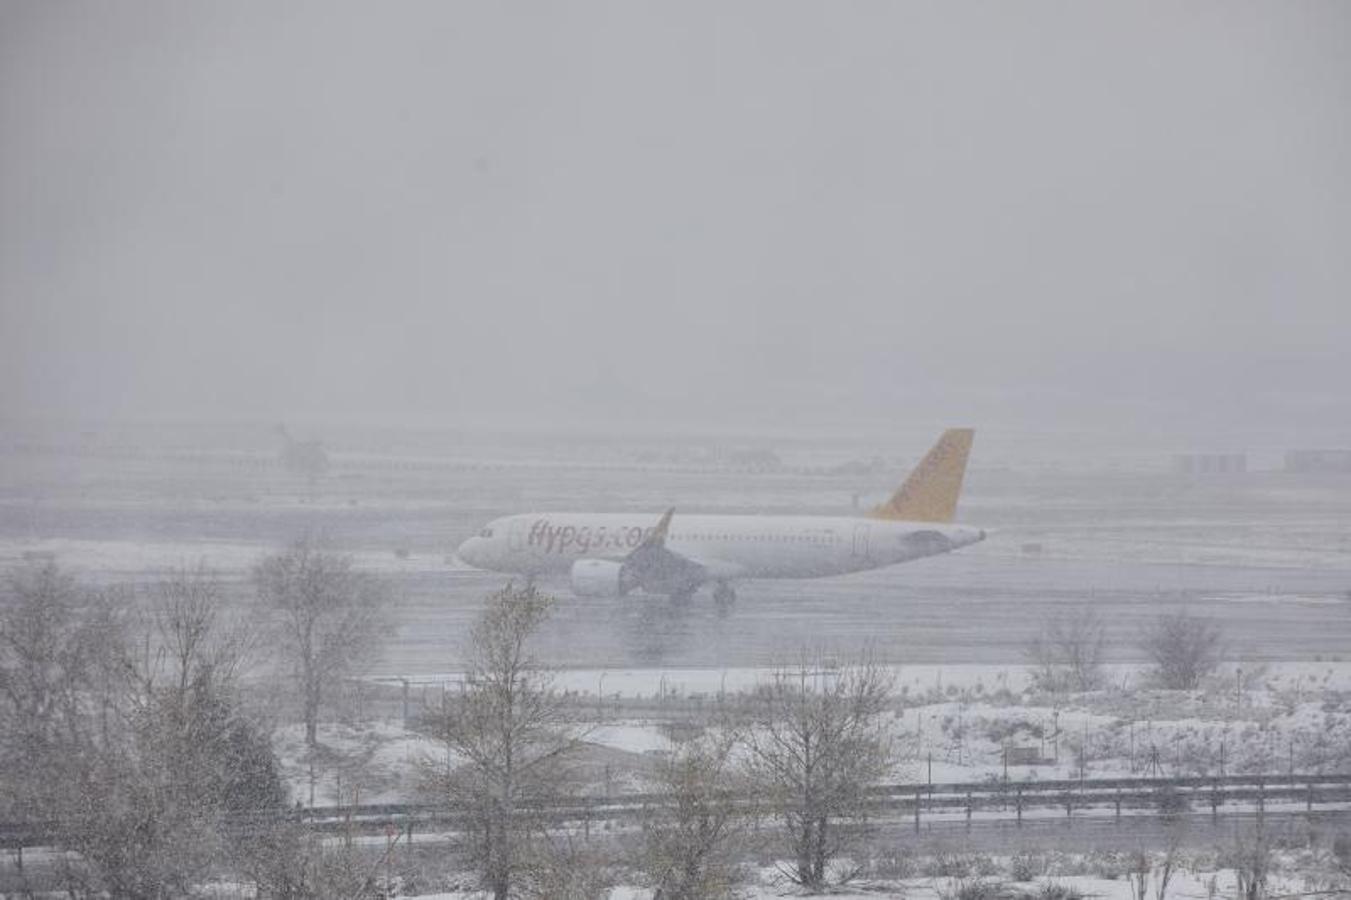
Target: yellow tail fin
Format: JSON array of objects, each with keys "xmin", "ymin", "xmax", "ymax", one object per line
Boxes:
[{"xmin": 869, "ymin": 428, "xmax": 974, "ymax": 523}]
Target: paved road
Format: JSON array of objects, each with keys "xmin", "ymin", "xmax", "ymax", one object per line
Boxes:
[{"xmin": 381, "ymin": 553, "xmax": 1351, "ymax": 673}]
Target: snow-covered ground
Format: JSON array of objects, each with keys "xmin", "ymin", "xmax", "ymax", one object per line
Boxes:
[
  {"xmin": 0, "ymin": 536, "xmax": 464, "ymax": 577},
  {"xmin": 272, "ymin": 720, "xmax": 449, "ymax": 806},
  {"xmin": 5, "ymin": 423, "xmax": 1351, "ymax": 670},
  {"xmin": 411, "ymin": 864, "xmax": 1332, "ymax": 900},
  {"xmin": 381, "ymin": 661, "xmax": 1351, "ymax": 699},
  {"xmin": 5, "ymin": 425, "xmax": 1351, "ymax": 897},
  {"xmin": 286, "ymin": 661, "xmax": 1351, "ymax": 810}
]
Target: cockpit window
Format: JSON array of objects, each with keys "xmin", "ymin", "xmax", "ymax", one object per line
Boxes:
[{"xmin": 480, "ymin": 528, "xmax": 494, "ymax": 538}]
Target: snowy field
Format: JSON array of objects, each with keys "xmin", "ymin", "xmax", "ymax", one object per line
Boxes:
[
  {"xmin": 276, "ymin": 660, "xmax": 1351, "ymax": 808},
  {"xmin": 3, "ymin": 421, "xmax": 1350, "ymax": 674},
  {"xmin": 3, "ymin": 422, "xmax": 1351, "ymax": 897},
  {"xmin": 419, "ymin": 869, "xmax": 1324, "ymax": 900}
]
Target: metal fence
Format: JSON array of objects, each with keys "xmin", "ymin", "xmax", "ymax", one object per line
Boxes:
[{"xmin": 5, "ymin": 772, "xmax": 1349, "ymax": 852}]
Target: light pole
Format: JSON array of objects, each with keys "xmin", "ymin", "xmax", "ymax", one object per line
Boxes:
[
  {"xmin": 1129, "ymin": 720, "xmax": 1135, "ymax": 774},
  {"xmin": 1080, "ymin": 718, "xmax": 1088, "ymax": 781},
  {"xmin": 957, "ymin": 705, "xmax": 965, "ymax": 766}
]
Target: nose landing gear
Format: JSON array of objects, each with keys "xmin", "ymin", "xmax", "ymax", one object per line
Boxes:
[{"xmin": 712, "ymin": 582, "xmax": 736, "ymax": 609}]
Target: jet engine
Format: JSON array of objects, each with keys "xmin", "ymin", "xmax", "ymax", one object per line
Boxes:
[{"xmin": 570, "ymin": 559, "xmax": 629, "ymax": 598}]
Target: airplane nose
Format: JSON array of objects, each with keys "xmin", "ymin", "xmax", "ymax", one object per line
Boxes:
[{"xmin": 456, "ymin": 536, "xmax": 481, "ymax": 567}]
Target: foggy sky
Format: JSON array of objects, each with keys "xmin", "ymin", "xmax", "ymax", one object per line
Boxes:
[{"xmin": 2, "ymin": 1, "xmax": 1348, "ymax": 434}]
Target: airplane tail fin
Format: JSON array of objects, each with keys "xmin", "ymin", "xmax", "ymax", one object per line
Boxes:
[{"xmin": 869, "ymin": 428, "xmax": 974, "ymax": 523}]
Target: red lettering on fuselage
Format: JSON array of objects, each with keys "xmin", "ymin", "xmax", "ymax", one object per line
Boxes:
[{"xmin": 525, "ymin": 518, "xmax": 652, "ymax": 555}]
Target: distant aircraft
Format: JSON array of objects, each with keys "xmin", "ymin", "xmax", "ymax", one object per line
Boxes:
[{"xmin": 457, "ymin": 429, "xmax": 985, "ymax": 604}]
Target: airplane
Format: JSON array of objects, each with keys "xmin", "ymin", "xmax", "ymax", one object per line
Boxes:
[{"xmin": 455, "ymin": 428, "xmax": 985, "ymax": 604}]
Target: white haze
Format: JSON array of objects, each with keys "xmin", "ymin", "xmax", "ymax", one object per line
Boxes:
[{"xmin": 2, "ymin": 1, "xmax": 1348, "ymax": 438}]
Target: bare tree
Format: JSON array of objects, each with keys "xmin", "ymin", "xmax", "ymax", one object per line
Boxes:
[
  {"xmin": 1025, "ymin": 607, "xmax": 1107, "ymax": 693},
  {"xmin": 1127, "ymin": 814, "xmax": 1187, "ymax": 900},
  {"xmin": 1138, "ymin": 612, "xmax": 1223, "ymax": 690},
  {"xmin": 517, "ymin": 835, "xmax": 614, "ymax": 900},
  {"xmin": 1332, "ymin": 831, "xmax": 1351, "ymax": 888},
  {"xmin": 423, "ymin": 583, "xmax": 587, "ymax": 900},
  {"xmin": 640, "ymin": 730, "xmax": 748, "ymax": 900},
  {"xmin": 1225, "ymin": 822, "xmax": 1273, "ymax": 900},
  {"xmin": 742, "ymin": 651, "xmax": 895, "ymax": 891},
  {"xmin": 0, "ymin": 564, "xmax": 288, "ymax": 899},
  {"xmin": 240, "ymin": 823, "xmax": 399, "ymax": 900},
  {"xmin": 115, "ymin": 569, "xmax": 283, "ymax": 896},
  {"xmin": 255, "ymin": 538, "xmax": 390, "ymax": 746},
  {"xmin": 0, "ymin": 562, "xmax": 106, "ymax": 824}
]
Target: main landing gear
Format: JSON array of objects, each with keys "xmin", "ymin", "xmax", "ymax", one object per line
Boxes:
[
  {"xmin": 665, "ymin": 583, "xmax": 736, "ymax": 608},
  {"xmin": 668, "ymin": 585, "xmax": 697, "ymax": 604}
]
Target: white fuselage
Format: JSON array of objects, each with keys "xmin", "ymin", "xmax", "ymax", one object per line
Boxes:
[{"xmin": 456, "ymin": 512, "xmax": 985, "ymax": 582}]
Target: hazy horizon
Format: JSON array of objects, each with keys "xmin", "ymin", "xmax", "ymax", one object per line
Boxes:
[{"xmin": 3, "ymin": 2, "xmax": 1348, "ymax": 436}]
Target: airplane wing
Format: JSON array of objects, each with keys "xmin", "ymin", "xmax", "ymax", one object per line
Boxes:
[{"xmin": 619, "ymin": 508, "xmax": 717, "ymax": 595}]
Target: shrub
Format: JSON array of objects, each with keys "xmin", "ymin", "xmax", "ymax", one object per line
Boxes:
[
  {"xmin": 1084, "ymin": 850, "xmax": 1131, "ymax": 880},
  {"xmin": 1032, "ymin": 883, "xmax": 1087, "ymax": 900},
  {"xmin": 941, "ymin": 878, "xmax": 1019, "ymax": 900},
  {"xmin": 1026, "ymin": 608, "xmax": 1108, "ymax": 693},
  {"xmin": 1009, "ymin": 851, "xmax": 1048, "ymax": 882},
  {"xmin": 925, "ymin": 853, "xmax": 976, "ymax": 879},
  {"xmin": 865, "ymin": 851, "xmax": 917, "ymax": 880},
  {"xmin": 1138, "ymin": 613, "xmax": 1223, "ymax": 690}
]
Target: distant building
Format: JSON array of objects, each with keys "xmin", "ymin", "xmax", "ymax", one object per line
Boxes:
[
  {"xmin": 274, "ymin": 424, "xmax": 329, "ymax": 478},
  {"xmin": 1004, "ymin": 746, "xmax": 1052, "ymax": 766},
  {"xmin": 1285, "ymin": 449, "xmax": 1351, "ymax": 473},
  {"xmin": 829, "ymin": 457, "xmax": 886, "ymax": 477},
  {"xmin": 727, "ymin": 448, "xmax": 782, "ymax": 472},
  {"xmin": 1172, "ymin": 453, "xmax": 1246, "ymax": 475}
]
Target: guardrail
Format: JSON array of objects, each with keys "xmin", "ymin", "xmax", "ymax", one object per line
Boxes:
[{"xmin": 6, "ymin": 773, "xmax": 1351, "ymax": 851}]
